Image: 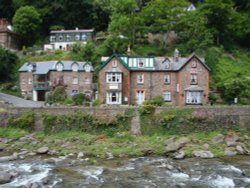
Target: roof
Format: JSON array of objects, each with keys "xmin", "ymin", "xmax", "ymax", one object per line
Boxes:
[
  {"xmin": 19, "ymin": 61, "xmax": 93, "ymax": 74},
  {"xmin": 100, "ymin": 53, "xmax": 210, "ymax": 72},
  {"xmin": 51, "ymin": 29, "xmax": 94, "ymax": 34}
]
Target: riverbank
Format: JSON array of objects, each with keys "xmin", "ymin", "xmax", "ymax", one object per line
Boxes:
[{"xmin": 0, "ymin": 128, "xmax": 249, "ymax": 161}]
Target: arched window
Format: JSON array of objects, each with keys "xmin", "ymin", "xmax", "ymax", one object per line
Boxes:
[
  {"xmin": 84, "ymin": 64, "xmax": 91, "ymax": 72},
  {"xmin": 56, "ymin": 62, "xmax": 63, "ymax": 71},
  {"xmin": 72, "ymin": 63, "xmax": 79, "ymax": 72}
]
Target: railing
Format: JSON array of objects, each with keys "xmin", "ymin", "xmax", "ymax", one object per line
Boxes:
[
  {"xmin": 106, "ymin": 83, "xmax": 122, "ymax": 91},
  {"xmin": 33, "ymin": 82, "xmax": 49, "ymax": 90}
]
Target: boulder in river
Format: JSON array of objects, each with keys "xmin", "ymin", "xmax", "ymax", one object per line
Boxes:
[
  {"xmin": 211, "ymin": 134, "xmax": 224, "ymax": 144},
  {"xmin": 193, "ymin": 150, "xmax": 214, "ymax": 158},
  {"xmin": 224, "ymin": 148, "xmax": 237, "ymax": 157},
  {"xmin": 37, "ymin": 147, "xmax": 49, "ymax": 154},
  {"xmin": 173, "ymin": 150, "xmax": 185, "ymax": 159},
  {"xmin": 0, "ymin": 172, "xmax": 12, "ymax": 184}
]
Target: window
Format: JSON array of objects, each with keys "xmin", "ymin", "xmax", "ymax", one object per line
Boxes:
[
  {"xmin": 192, "ymin": 60, "xmax": 197, "ymax": 68},
  {"xmin": 75, "ymin": 34, "xmax": 80, "ymax": 41},
  {"xmin": 165, "ymin": 62, "xmax": 170, "ymax": 69},
  {"xmin": 106, "ymin": 73, "xmax": 121, "ymax": 83},
  {"xmin": 56, "ymin": 63, "xmax": 63, "ymax": 71},
  {"xmin": 28, "ymin": 64, "xmax": 33, "ymax": 72},
  {"xmin": 66, "ymin": 34, "xmax": 71, "ymax": 41},
  {"xmin": 163, "ymin": 91, "xmax": 171, "ymax": 101},
  {"xmin": 58, "ymin": 35, "xmax": 63, "ymax": 42},
  {"xmin": 72, "ymin": 63, "xmax": 79, "ymax": 72},
  {"xmin": 164, "ymin": 75, "xmax": 171, "ymax": 84},
  {"xmin": 138, "ymin": 61, "xmax": 144, "ymax": 68},
  {"xmin": 72, "ymin": 78, "xmax": 78, "ymax": 84},
  {"xmin": 137, "ymin": 74, "xmax": 144, "ymax": 84},
  {"xmin": 106, "ymin": 92, "xmax": 121, "ymax": 104},
  {"xmin": 112, "ymin": 60, "xmax": 117, "ymax": 67},
  {"xmin": 191, "ymin": 74, "xmax": 197, "ymax": 84},
  {"xmin": 81, "ymin": 34, "xmax": 87, "ymax": 41},
  {"xmin": 186, "ymin": 91, "xmax": 202, "ymax": 104},
  {"xmin": 85, "ymin": 64, "xmax": 91, "ymax": 72},
  {"xmin": 28, "ymin": 78, "xmax": 32, "ymax": 85},
  {"xmin": 50, "ymin": 35, "xmax": 56, "ymax": 42}
]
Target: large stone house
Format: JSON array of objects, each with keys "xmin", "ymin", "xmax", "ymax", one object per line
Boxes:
[
  {"xmin": 44, "ymin": 28, "xmax": 94, "ymax": 51},
  {"xmin": 99, "ymin": 50, "xmax": 210, "ymax": 106},
  {"xmin": 19, "ymin": 61, "xmax": 94, "ymax": 101},
  {"xmin": 0, "ymin": 18, "xmax": 20, "ymax": 50}
]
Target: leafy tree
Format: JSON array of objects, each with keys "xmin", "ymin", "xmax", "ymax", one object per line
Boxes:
[
  {"xmin": 0, "ymin": 46, "xmax": 19, "ymax": 82},
  {"xmin": 52, "ymin": 86, "xmax": 67, "ymax": 103},
  {"xmin": 0, "ymin": 0, "xmax": 15, "ymax": 20},
  {"xmin": 12, "ymin": 6, "xmax": 42, "ymax": 46}
]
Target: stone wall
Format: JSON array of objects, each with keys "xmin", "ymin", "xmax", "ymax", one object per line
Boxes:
[{"xmin": 1, "ymin": 106, "xmax": 250, "ymax": 132}]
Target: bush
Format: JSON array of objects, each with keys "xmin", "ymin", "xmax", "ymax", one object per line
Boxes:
[
  {"xmin": 64, "ymin": 97, "xmax": 74, "ymax": 105},
  {"xmin": 72, "ymin": 93, "xmax": 86, "ymax": 105},
  {"xmin": 8, "ymin": 112, "xmax": 35, "ymax": 131},
  {"xmin": 93, "ymin": 99, "xmax": 101, "ymax": 106},
  {"xmin": 151, "ymin": 96, "xmax": 165, "ymax": 106},
  {"xmin": 52, "ymin": 86, "xmax": 67, "ymax": 103}
]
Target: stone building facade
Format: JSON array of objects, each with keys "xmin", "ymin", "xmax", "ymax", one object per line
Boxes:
[
  {"xmin": 0, "ymin": 19, "xmax": 20, "ymax": 50},
  {"xmin": 99, "ymin": 50, "xmax": 210, "ymax": 106},
  {"xmin": 19, "ymin": 61, "xmax": 94, "ymax": 101}
]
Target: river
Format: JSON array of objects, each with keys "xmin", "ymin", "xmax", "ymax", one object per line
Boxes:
[{"xmin": 0, "ymin": 156, "xmax": 249, "ymax": 188}]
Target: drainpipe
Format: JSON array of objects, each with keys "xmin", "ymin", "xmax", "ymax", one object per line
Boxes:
[{"xmin": 150, "ymin": 71, "xmax": 153, "ymax": 100}]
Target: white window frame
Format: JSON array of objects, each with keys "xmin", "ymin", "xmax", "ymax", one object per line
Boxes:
[
  {"xmin": 137, "ymin": 74, "xmax": 144, "ymax": 84},
  {"xmin": 56, "ymin": 63, "xmax": 63, "ymax": 71},
  {"xmin": 163, "ymin": 91, "xmax": 171, "ymax": 102},
  {"xmin": 138, "ymin": 61, "xmax": 144, "ymax": 68},
  {"xmin": 75, "ymin": 34, "xmax": 80, "ymax": 41},
  {"xmin": 72, "ymin": 64, "xmax": 79, "ymax": 72},
  {"xmin": 106, "ymin": 73, "xmax": 121, "ymax": 83},
  {"xmin": 186, "ymin": 91, "xmax": 202, "ymax": 104},
  {"xmin": 50, "ymin": 35, "xmax": 56, "ymax": 42},
  {"xmin": 191, "ymin": 74, "xmax": 197, "ymax": 84},
  {"xmin": 72, "ymin": 77, "xmax": 78, "ymax": 84},
  {"xmin": 28, "ymin": 78, "xmax": 32, "ymax": 85},
  {"xmin": 106, "ymin": 92, "xmax": 121, "ymax": 104},
  {"xmin": 58, "ymin": 35, "xmax": 63, "ymax": 42},
  {"xmin": 66, "ymin": 34, "xmax": 71, "ymax": 41},
  {"xmin": 164, "ymin": 75, "xmax": 171, "ymax": 84},
  {"xmin": 81, "ymin": 34, "xmax": 87, "ymax": 41},
  {"xmin": 85, "ymin": 64, "xmax": 91, "ymax": 72}
]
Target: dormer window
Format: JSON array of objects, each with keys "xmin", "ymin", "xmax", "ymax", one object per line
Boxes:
[
  {"xmin": 85, "ymin": 64, "xmax": 91, "ymax": 72},
  {"xmin": 28, "ymin": 64, "xmax": 33, "ymax": 72},
  {"xmin": 72, "ymin": 63, "xmax": 79, "ymax": 72},
  {"xmin": 82, "ymin": 34, "xmax": 87, "ymax": 41},
  {"xmin": 138, "ymin": 61, "xmax": 144, "ymax": 68},
  {"xmin": 165, "ymin": 62, "xmax": 170, "ymax": 69},
  {"xmin": 59, "ymin": 35, "xmax": 63, "ymax": 42},
  {"xmin": 56, "ymin": 62, "xmax": 63, "ymax": 71},
  {"xmin": 112, "ymin": 60, "xmax": 117, "ymax": 67},
  {"xmin": 66, "ymin": 34, "xmax": 71, "ymax": 41},
  {"xmin": 192, "ymin": 60, "xmax": 197, "ymax": 68},
  {"xmin": 75, "ymin": 34, "xmax": 80, "ymax": 41}
]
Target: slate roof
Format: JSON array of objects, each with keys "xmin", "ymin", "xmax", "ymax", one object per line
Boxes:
[
  {"xmin": 19, "ymin": 61, "xmax": 93, "ymax": 75},
  {"xmin": 51, "ymin": 29, "xmax": 94, "ymax": 34},
  {"xmin": 101, "ymin": 53, "xmax": 210, "ymax": 72}
]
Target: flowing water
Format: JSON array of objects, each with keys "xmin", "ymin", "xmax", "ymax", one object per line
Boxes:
[{"xmin": 0, "ymin": 156, "xmax": 250, "ymax": 188}]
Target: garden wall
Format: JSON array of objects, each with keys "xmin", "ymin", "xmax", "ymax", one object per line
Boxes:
[{"xmin": 0, "ymin": 106, "xmax": 249, "ymax": 133}]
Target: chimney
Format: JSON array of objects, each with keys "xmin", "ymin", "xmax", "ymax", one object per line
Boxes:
[
  {"xmin": 75, "ymin": 27, "xmax": 79, "ymax": 31},
  {"xmin": 174, "ymin": 48, "xmax": 179, "ymax": 62},
  {"xmin": 0, "ymin": 18, "xmax": 9, "ymax": 29},
  {"xmin": 127, "ymin": 44, "xmax": 131, "ymax": 55}
]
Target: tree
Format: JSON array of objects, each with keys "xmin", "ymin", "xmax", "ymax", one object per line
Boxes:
[
  {"xmin": 12, "ymin": 6, "xmax": 42, "ymax": 46},
  {"xmin": 0, "ymin": 46, "xmax": 19, "ymax": 82},
  {"xmin": 0, "ymin": 0, "xmax": 15, "ymax": 20}
]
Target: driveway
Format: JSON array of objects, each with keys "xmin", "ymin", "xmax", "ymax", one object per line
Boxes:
[{"xmin": 0, "ymin": 93, "xmax": 43, "ymax": 107}]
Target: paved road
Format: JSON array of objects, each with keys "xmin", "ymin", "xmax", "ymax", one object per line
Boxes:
[{"xmin": 0, "ymin": 93, "xmax": 43, "ymax": 107}]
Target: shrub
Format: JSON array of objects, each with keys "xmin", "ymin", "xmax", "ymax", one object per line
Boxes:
[
  {"xmin": 8, "ymin": 112, "xmax": 35, "ymax": 131},
  {"xmin": 64, "ymin": 97, "xmax": 74, "ymax": 105},
  {"xmin": 52, "ymin": 86, "xmax": 67, "ymax": 103},
  {"xmin": 93, "ymin": 99, "xmax": 101, "ymax": 106},
  {"xmin": 151, "ymin": 96, "xmax": 164, "ymax": 106},
  {"xmin": 72, "ymin": 93, "xmax": 86, "ymax": 105}
]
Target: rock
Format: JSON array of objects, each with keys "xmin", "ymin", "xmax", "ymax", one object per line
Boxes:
[
  {"xmin": 211, "ymin": 134, "xmax": 224, "ymax": 144},
  {"xmin": 203, "ymin": 144, "xmax": 210, "ymax": 150},
  {"xmin": 236, "ymin": 145, "xmax": 245, "ymax": 154},
  {"xmin": 0, "ymin": 172, "xmax": 12, "ymax": 184},
  {"xmin": 166, "ymin": 164, "xmax": 174, "ymax": 170},
  {"xmin": 77, "ymin": 152, "xmax": 84, "ymax": 159},
  {"xmin": 174, "ymin": 150, "xmax": 185, "ymax": 159},
  {"xmin": 0, "ymin": 154, "xmax": 18, "ymax": 162},
  {"xmin": 224, "ymin": 148, "xmax": 237, "ymax": 157},
  {"xmin": 106, "ymin": 152, "xmax": 114, "ymax": 160},
  {"xmin": 0, "ymin": 144, "xmax": 5, "ymax": 151},
  {"xmin": 30, "ymin": 182, "xmax": 43, "ymax": 188},
  {"xmin": 165, "ymin": 137, "xmax": 175, "ymax": 145},
  {"xmin": 37, "ymin": 147, "xmax": 49, "ymax": 154},
  {"xmin": 165, "ymin": 137, "xmax": 190, "ymax": 153},
  {"xmin": 142, "ymin": 149, "xmax": 154, "ymax": 156},
  {"xmin": 225, "ymin": 134, "xmax": 239, "ymax": 147},
  {"xmin": 193, "ymin": 150, "xmax": 214, "ymax": 158}
]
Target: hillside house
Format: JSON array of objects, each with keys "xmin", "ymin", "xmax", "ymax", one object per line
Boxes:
[
  {"xmin": 0, "ymin": 18, "xmax": 21, "ymax": 50},
  {"xmin": 99, "ymin": 49, "xmax": 210, "ymax": 106},
  {"xmin": 19, "ymin": 61, "xmax": 94, "ymax": 101},
  {"xmin": 44, "ymin": 28, "xmax": 94, "ymax": 51}
]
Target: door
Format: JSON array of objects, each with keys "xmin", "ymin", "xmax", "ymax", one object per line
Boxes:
[
  {"xmin": 186, "ymin": 91, "xmax": 202, "ymax": 104},
  {"xmin": 136, "ymin": 90, "xmax": 145, "ymax": 105}
]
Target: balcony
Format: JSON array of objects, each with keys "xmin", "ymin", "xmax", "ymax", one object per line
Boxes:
[
  {"xmin": 106, "ymin": 83, "xmax": 122, "ymax": 91},
  {"xmin": 33, "ymin": 82, "xmax": 49, "ymax": 90}
]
